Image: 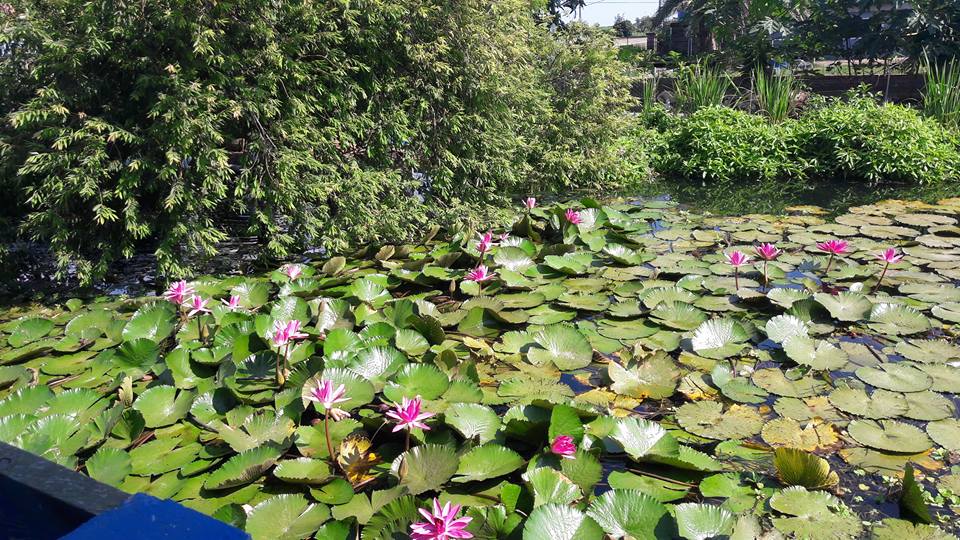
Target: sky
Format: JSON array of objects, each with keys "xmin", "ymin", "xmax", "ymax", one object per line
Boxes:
[{"xmin": 566, "ymin": 0, "xmax": 661, "ymax": 26}]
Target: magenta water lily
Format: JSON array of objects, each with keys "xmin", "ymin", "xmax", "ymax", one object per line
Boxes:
[
  {"xmin": 816, "ymin": 239, "xmax": 849, "ymax": 275},
  {"xmin": 282, "ymin": 264, "xmax": 303, "ymax": 280},
  {"xmin": 221, "ymin": 295, "xmax": 241, "ymax": 310},
  {"xmin": 550, "ymin": 435, "xmax": 576, "ymax": 459},
  {"xmin": 873, "ymin": 247, "xmax": 904, "ymax": 293},
  {"xmin": 564, "ymin": 208, "xmax": 582, "ymax": 225},
  {"xmin": 524, "ymin": 197, "xmax": 536, "ymax": 210},
  {"xmin": 410, "ymin": 499, "xmax": 473, "ymax": 540},
  {"xmin": 725, "ymin": 250, "xmax": 750, "ymax": 290},
  {"xmin": 307, "ymin": 378, "xmax": 350, "ymax": 463},
  {"xmin": 163, "ymin": 280, "xmax": 195, "ymax": 305},
  {"xmin": 465, "ymin": 265, "xmax": 494, "ymax": 283},
  {"xmin": 269, "ymin": 319, "xmax": 307, "ymax": 385},
  {"xmin": 754, "ymin": 243, "xmax": 780, "ymax": 289},
  {"xmin": 476, "ymin": 231, "xmax": 494, "ymax": 256}
]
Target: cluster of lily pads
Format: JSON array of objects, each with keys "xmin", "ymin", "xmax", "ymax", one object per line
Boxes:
[{"xmin": 2, "ymin": 196, "xmax": 960, "ymax": 539}]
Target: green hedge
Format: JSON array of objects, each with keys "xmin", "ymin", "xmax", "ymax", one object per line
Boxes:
[
  {"xmin": 647, "ymin": 97, "xmax": 960, "ymax": 211},
  {"xmin": 0, "ymin": 1, "xmax": 643, "ymax": 283}
]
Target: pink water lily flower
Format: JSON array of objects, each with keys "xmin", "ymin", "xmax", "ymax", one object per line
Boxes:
[
  {"xmin": 221, "ymin": 295, "xmax": 241, "ymax": 310},
  {"xmin": 163, "ymin": 280, "xmax": 195, "ymax": 305},
  {"xmin": 410, "ymin": 498, "xmax": 473, "ymax": 540},
  {"xmin": 876, "ymin": 247, "xmax": 904, "ymax": 264},
  {"xmin": 308, "ymin": 379, "xmax": 349, "ymax": 411},
  {"xmin": 725, "ymin": 250, "xmax": 751, "ymax": 267},
  {"xmin": 386, "ymin": 396, "xmax": 434, "ymax": 433},
  {"xmin": 269, "ymin": 319, "xmax": 308, "ymax": 348},
  {"xmin": 550, "ymin": 435, "xmax": 576, "ymax": 459},
  {"xmin": 816, "ymin": 239, "xmax": 849, "ymax": 255},
  {"xmin": 464, "ymin": 265, "xmax": 494, "ymax": 283},
  {"xmin": 725, "ymin": 251, "xmax": 750, "ymax": 290},
  {"xmin": 524, "ymin": 197, "xmax": 536, "ymax": 210},
  {"xmin": 873, "ymin": 247, "xmax": 904, "ymax": 293},
  {"xmin": 754, "ymin": 243, "xmax": 781, "ymax": 261},
  {"xmin": 282, "ymin": 264, "xmax": 303, "ymax": 280},
  {"xmin": 476, "ymin": 231, "xmax": 494, "ymax": 255},
  {"xmin": 816, "ymin": 239, "xmax": 849, "ymax": 275},
  {"xmin": 754, "ymin": 244, "xmax": 780, "ymax": 289},
  {"xmin": 564, "ymin": 208, "xmax": 583, "ymax": 225},
  {"xmin": 499, "ymin": 232, "xmax": 510, "ymax": 242},
  {"xmin": 186, "ymin": 295, "xmax": 211, "ymax": 317}
]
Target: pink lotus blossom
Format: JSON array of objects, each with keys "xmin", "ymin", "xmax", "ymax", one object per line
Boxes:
[
  {"xmin": 221, "ymin": 295, "xmax": 241, "ymax": 310},
  {"xmin": 307, "ymin": 379, "xmax": 349, "ymax": 411},
  {"xmin": 163, "ymin": 280, "xmax": 195, "ymax": 305},
  {"xmin": 185, "ymin": 295, "xmax": 211, "ymax": 317},
  {"xmin": 499, "ymin": 233, "xmax": 510, "ymax": 242},
  {"xmin": 550, "ymin": 435, "xmax": 576, "ymax": 459},
  {"xmin": 754, "ymin": 243, "xmax": 781, "ymax": 261},
  {"xmin": 476, "ymin": 231, "xmax": 494, "ymax": 255},
  {"xmin": 410, "ymin": 498, "xmax": 473, "ymax": 540},
  {"xmin": 269, "ymin": 319, "xmax": 308, "ymax": 348},
  {"xmin": 464, "ymin": 265, "xmax": 494, "ymax": 283},
  {"xmin": 564, "ymin": 208, "xmax": 583, "ymax": 225},
  {"xmin": 817, "ymin": 239, "xmax": 849, "ymax": 275},
  {"xmin": 873, "ymin": 248, "xmax": 904, "ymax": 293},
  {"xmin": 876, "ymin": 248, "xmax": 904, "ymax": 264},
  {"xmin": 754, "ymin": 244, "xmax": 779, "ymax": 289},
  {"xmin": 725, "ymin": 251, "xmax": 750, "ymax": 290},
  {"xmin": 386, "ymin": 396, "xmax": 434, "ymax": 432},
  {"xmin": 524, "ymin": 197, "xmax": 536, "ymax": 210},
  {"xmin": 282, "ymin": 264, "xmax": 303, "ymax": 280},
  {"xmin": 725, "ymin": 250, "xmax": 751, "ymax": 267},
  {"xmin": 816, "ymin": 240, "xmax": 849, "ymax": 255}
]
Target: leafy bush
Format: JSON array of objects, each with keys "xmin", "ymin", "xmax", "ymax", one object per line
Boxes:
[
  {"xmin": 653, "ymin": 106, "xmax": 802, "ymax": 202},
  {"xmin": 792, "ymin": 95, "xmax": 960, "ymax": 186},
  {"xmin": 0, "ymin": 1, "xmax": 637, "ymax": 283}
]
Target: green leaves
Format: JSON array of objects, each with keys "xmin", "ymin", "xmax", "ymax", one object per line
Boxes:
[
  {"xmin": 454, "ymin": 444, "xmax": 524, "ymax": 483},
  {"xmin": 245, "ymin": 494, "xmax": 330, "ymax": 540},
  {"xmin": 586, "ymin": 490, "xmax": 668, "ymax": 539},
  {"xmin": 522, "ymin": 504, "xmax": 603, "ymax": 540},
  {"xmin": 396, "ymin": 444, "xmax": 458, "ymax": 495},
  {"xmin": 526, "ymin": 324, "xmax": 593, "ymax": 370},
  {"xmin": 131, "ymin": 386, "xmax": 196, "ymax": 428}
]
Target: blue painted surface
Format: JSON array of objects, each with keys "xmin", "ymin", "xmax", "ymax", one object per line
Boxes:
[{"xmin": 62, "ymin": 494, "xmax": 249, "ymax": 540}]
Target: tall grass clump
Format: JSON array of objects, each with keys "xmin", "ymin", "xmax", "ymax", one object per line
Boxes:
[
  {"xmin": 639, "ymin": 72, "xmax": 661, "ymax": 111},
  {"xmin": 923, "ymin": 57, "xmax": 960, "ymax": 128},
  {"xmin": 754, "ymin": 66, "xmax": 796, "ymax": 123},
  {"xmin": 672, "ymin": 61, "xmax": 732, "ymax": 113}
]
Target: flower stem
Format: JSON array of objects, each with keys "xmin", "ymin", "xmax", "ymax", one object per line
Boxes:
[
  {"xmin": 872, "ymin": 263, "xmax": 889, "ymax": 294},
  {"xmin": 734, "ymin": 268, "xmax": 740, "ymax": 290},
  {"xmin": 762, "ymin": 260, "xmax": 768, "ymax": 290},
  {"xmin": 824, "ymin": 253, "xmax": 834, "ymax": 275},
  {"xmin": 275, "ymin": 347, "xmax": 284, "ymax": 386},
  {"xmin": 405, "ymin": 429, "xmax": 411, "ymax": 453},
  {"xmin": 196, "ymin": 317, "xmax": 203, "ymax": 346},
  {"xmin": 324, "ymin": 411, "xmax": 336, "ymax": 466}
]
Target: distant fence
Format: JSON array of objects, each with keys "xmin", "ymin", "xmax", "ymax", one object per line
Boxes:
[{"xmin": 633, "ymin": 74, "xmax": 926, "ymax": 104}]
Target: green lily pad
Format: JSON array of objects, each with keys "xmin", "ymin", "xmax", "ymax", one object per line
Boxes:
[
  {"xmin": 847, "ymin": 419, "xmax": 933, "ymax": 453},
  {"xmin": 675, "ymin": 401, "xmax": 763, "ymax": 440}
]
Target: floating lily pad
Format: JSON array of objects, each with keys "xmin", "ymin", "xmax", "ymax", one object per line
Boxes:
[
  {"xmin": 675, "ymin": 401, "xmax": 763, "ymax": 440},
  {"xmin": 847, "ymin": 419, "xmax": 933, "ymax": 453}
]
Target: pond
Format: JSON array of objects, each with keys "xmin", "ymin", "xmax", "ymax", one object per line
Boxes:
[{"xmin": 1, "ymin": 197, "xmax": 959, "ymax": 539}]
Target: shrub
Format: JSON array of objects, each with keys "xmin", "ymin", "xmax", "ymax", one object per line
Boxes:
[
  {"xmin": 653, "ymin": 106, "xmax": 802, "ymax": 204},
  {"xmin": 0, "ymin": 1, "xmax": 637, "ymax": 283},
  {"xmin": 792, "ymin": 95, "xmax": 960, "ymax": 186}
]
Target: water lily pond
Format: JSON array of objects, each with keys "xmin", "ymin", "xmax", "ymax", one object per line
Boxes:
[{"xmin": 3, "ymin": 198, "xmax": 960, "ymax": 539}]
